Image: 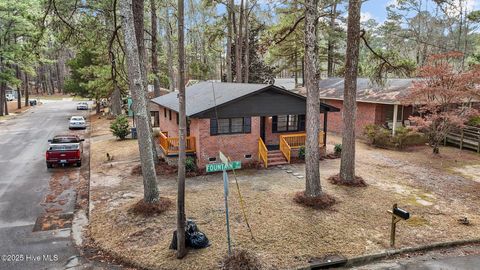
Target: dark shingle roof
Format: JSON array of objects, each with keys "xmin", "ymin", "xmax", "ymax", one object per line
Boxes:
[
  {"xmin": 151, "ymin": 82, "xmax": 270, "ymax": 116},
  {"xmin": 151, "ymin": 81, "xmax": 339, "ymax": 117},
  {"xmin": 316, "ymin": 78, "xmax": 415, "ymax": 104}
]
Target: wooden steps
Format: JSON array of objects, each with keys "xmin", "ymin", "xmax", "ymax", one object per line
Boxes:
[{"xmin": 267, "ymin": 150, "xmax": 288, "ymax": 166}]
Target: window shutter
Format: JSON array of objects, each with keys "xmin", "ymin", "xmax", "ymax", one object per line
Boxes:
[
  {"xmin": 299, "ymin": 114, "xmax": 306, "ymax": 131},
  {"xmin": 210, "ymin": 118, "xmax": 218, "ymax": 135},
  {"xmin": 243, "ymin": 117, "xmax": 251, "ymax": 133},
  {"xmin": 272, "ymin": 116, "xmax": 278, "ymax": 132}
]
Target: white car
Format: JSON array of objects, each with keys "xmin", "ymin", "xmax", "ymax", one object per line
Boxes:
[
  {"xmin": 76, "ymin": 102, "xmax": 88, "ymax": 110},
  {"xmin": 5, "ymin": 94, "xmax": 14, "ymax": 101},
  {"xmin": 69, "ymin": 116, "xmax": 87, "ymax": 130}
]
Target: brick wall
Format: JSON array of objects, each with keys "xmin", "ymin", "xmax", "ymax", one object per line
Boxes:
[
  {"xmin": 322, "ymin": 99, "xmax": 379, "ymax": 136},
  {"xmin": 151, "ymin": 103, "xmax": 180, "ymax": 137},
  {"xmin": 190, "ymin": 117, "xmax": 261, "ymax": 169}
]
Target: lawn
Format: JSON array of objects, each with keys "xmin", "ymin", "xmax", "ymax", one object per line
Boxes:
[{"xmin": 88, "ymin": 117, "xmax": 480, "ymax": 270}]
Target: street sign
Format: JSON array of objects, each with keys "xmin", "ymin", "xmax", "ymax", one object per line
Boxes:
[{"xmin": 206, "ymin": 161, "xmax": 241, "ymax": 173}]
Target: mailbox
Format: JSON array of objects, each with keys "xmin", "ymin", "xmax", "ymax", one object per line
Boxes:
[{"xmin": 393, "ymin": 207, "xmax": 410, "ymax": 220}]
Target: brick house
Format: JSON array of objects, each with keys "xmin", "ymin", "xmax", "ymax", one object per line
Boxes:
[
  {"xmin": 149, "ymin": 82, "xmax": 340, "ymax": 169},
  {"xmin": 310, "ymin": 78, "xmax": 417, "ymax": 136}
]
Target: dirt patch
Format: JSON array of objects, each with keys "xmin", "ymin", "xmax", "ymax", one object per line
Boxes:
[
  {"xmin": 327, "ymin": 174, "xmax": 367, "ymax": 187},
  {"xmin": 131, "ymin": 161, "xmax": 178, "ymax": 176},
  {"xmin": 129, "ymin": 197, "xmax": 174, "ymax": 216},
  {"xmin": 88, "ymin": 131, "xmax": 480, "ymax": 270},
  {"xmin": 221, "ymin": 249, "xmax": 263, "ymax": 270},
  {"xmin": 453, "ymin": 165, "xmax": 480, "ymax": 183},
  {"xmin": 293, "ymin": 191, "xmax": 336, "ymax": 209}
]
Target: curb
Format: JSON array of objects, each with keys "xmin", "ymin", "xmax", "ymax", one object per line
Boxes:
[{"xmin": 300, "ymin": 238, "xmax": 480, "ymax": 269}]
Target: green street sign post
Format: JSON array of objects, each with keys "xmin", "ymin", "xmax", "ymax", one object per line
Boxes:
[{"xmin": 205, "ymin": 161, "xmax": 241, "ymax": 173}]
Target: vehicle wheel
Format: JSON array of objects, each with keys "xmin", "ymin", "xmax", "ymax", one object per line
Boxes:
[
  {"xmin": 77, "ymin": 161, "xmax": 82, "ymax": 167},
  {"xmin": 47, "ymin": 163, "xmax": 53, "ymax": 168}
]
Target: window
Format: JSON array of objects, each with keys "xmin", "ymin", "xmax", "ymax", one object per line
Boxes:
[
  {"xmin": 169, "ymin": 110, "xmax": 172, "ymax": 120},
  {"xmin": 210, "ymin": 117, "xmax": 251, "ymax": 135},
  {"xmin": 272, "ymin": 115, "xmax": 305, "ymax": 133},
  {"xmin": 164, "ymin": 108, "xmax": 167, "ymax": 118},
  {"xmin": 150, "ymin": 111, "xmax": 160, "ymax": 127},
  {"xmin": 176, "ymin": 112, "xmax": 179, "ymax": 125}
]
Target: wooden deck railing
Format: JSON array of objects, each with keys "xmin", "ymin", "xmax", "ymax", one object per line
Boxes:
[
  {"xmin": 279, "ymin": 136, "xmax": 291, "ymax": 163},
  {"xmin": 279, "ymin": 131, "xmax": 325, "ymax": 162},
  {"xmin": 158, "ymin": 132, "xmax": 196, "ymax": 155},
  {"xmin": 258, "ymin": 138, "xmax": 269, "ymax": 168}
]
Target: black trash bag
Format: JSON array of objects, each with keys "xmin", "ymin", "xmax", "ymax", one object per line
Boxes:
[
  {"xmin": 187, "ymin": 231, "xmax": 210, "ymax": 249},
  {"xmin": 169, "ymin": 219, "xmax": 210, "ymax": 250}
]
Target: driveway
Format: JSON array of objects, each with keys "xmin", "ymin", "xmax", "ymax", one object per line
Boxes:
[{"xmin": 0, "ymin": 100, "xmax": 90, "ymax": 270}]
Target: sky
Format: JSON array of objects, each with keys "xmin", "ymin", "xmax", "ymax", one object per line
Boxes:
[{"xmin": 361, "ymin": 0, "xmax": 480, "ymax": 23}]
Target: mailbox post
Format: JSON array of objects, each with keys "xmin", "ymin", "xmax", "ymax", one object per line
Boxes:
[{"xmin": 388, "ymin": 203, "xmax": 410, "ymax": 248}]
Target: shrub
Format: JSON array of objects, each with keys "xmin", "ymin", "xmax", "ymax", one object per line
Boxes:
[
  {"xmin": 468, "ymin": 116, "xmax": 480, "ymax": 127},
  {"xmin": 363, "ymin": 124, "xmax": 427, "ymax": 150},
  {"xmin": 334, "ymin": 144, "xmax": 342, "ymax": 155},
  {"xmin": 185, "ymin": 156, "xmax": 197, "ymax": 172},
  {"xmin": 298, "ymin": 146, "xmax": 305, "ymax": 159},
  {"xmin": 110, "ymin": 115, "xmax": 130, "ymax": 140}
]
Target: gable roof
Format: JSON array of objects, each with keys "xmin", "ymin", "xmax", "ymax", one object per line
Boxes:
[
  {"xmin": 150, "ymin": 81, "xmax": 339, "ymax": 117},
  {"xmin": 312, "ymin": 77, "xmax": 416, "ymax": 105}
]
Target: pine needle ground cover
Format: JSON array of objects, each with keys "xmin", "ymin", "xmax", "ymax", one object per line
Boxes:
[{"xmin": 88, "ymin": 120, "xmax": 480, "ymax": 269}]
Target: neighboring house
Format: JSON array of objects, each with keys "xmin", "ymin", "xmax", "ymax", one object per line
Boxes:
[
  {"xmin": 299, "ymin": 78, "xmax": 417, "ymax": 136},
  {"xmin": 149, "ymin": 82, "xmax": 340, "ymax": 169}
]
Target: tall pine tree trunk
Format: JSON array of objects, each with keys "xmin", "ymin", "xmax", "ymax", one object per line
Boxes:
[
  {"xmin": 327, "ymin": 1, "xmax": 337, "ymax": 77},
  {"xmin": 340, "ymin": 0, "xmax": 361, "ymax": 182},
  {"xmin": 226, "ymin": 0, "xmax": 234, "ymax": 82},
  {"xmin": 304, "ymin": 0, "xmax": 322, "ymax": 197},
  {"xmin": 119, "ymin": 0, "xmax": 160, "ymax": 204},
  {"xmin": 132, "ymin": 0, "xmax": 159, "ymax": 164},
  {"xmin": 243, "ymin": 0, "xmax": 250, "ymax": 83},
  {"xmin": 24, "ymin": 73, "xmax": 29, "ymax": 107},
  {"xmin": 235, "ymin": 0, "xmax": 244, "ymax": 82},
  {"xmin": 176, "ymin": 0, "xmax": 187, "ymax": 259},
  {"xmin": 16, "ymin": 66, "xmax": 21, "ymax": 109},
  {"xmin": 151, "ymin": 0, "xmax": 161, "ymax": 97},
  {"xmin": 166, "ymin": 6, "xmax": 175, "ymax": 91}
]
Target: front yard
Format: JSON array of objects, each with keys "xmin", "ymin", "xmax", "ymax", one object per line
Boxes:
[{"xmin": 88, "ymin": 116, "xmax": 480, "ymax": 270}]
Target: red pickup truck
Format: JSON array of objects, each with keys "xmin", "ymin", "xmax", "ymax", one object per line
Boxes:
[{"xmin": 46, "ymin": 135, "xmax": 84, "ymax": 168}]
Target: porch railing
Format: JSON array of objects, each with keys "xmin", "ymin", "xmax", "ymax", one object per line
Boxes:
[
  {"xmin": 258, "ymin": 138, "xmax": 268, "ymax": 168},
  {"xmin": 158, "ymin": 132, "xmax": 196, "ymax": 155},
  {"xmin": 279, "ymin": 131, "xmax": 325, "ymax": 162}
]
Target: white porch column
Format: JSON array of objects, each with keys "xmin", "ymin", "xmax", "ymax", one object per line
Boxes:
[{"xmin": 392, "ymin": 104, "xmax": 398, "ymax": 136}]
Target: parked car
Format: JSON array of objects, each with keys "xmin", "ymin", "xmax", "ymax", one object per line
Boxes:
[
  {"xmin": 48, "ymin": 134, "xmax": 84, "ymax": 144},
  {"xmin": 46, "ymin": 143, "xmax": 82, "ymax": 168},
  {"xmin": 76, "ymin": 102, "xmax": 88, "ymax": 110},
  {"xmin": 69, "ymin": 116, "xmax": 87, "ymax": 130},
  {"xmin": 5, "ymin": 94, "xmax": 14, "ymax": 101}
]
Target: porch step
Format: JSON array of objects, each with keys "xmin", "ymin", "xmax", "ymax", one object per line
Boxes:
[{"xmin": 267, "ymin": 150, "xmax": 288, "ymax": 166}]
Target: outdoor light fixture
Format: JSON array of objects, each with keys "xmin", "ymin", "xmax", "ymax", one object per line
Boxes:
[{"xmin": 388, "ymin": 203, "xmax": 410, "ymax": 248}]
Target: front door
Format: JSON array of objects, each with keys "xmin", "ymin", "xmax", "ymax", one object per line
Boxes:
[{"xmin": 260, "ymin": 116, "xmax": 266, "ymax": 143}]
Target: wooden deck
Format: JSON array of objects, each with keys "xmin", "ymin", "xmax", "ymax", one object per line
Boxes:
[
  {"xmin": 158, "ymin": 132, "xmax": 196, "ymax": 155},
  {"xmin": 445, "ymin": 126, "xmax": 480, "ymax": 153}
]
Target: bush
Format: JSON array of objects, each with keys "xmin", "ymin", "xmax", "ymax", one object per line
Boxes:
[
  {"xmin": 363, "ymin": 124, "xmax": 427, "ymax": 150},
  {"xmin": 110, "ymin": 115, "xmax": 130, "ymax": 140},
  {"xmin": 221, "ymin": 249, "xmax": 263, "ymax": 270},
  {"xmin": 468, "ymin": 116, "xmax": 480, "ymax": 127},
  {"xmin": 298, "ymin": 146, "xmax": 305, "ymax": 160},
  {"xmin": 334, "ymin": 144, "xmax": 342, "ymax": 155},
  {"xmin": 185, "ymin": 156, "xmax": 197, "ymax": 172}
]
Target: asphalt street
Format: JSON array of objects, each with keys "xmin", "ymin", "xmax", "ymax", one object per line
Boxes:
[{"xmin": 0, "ymin": 100, "xmax": 88, "ymax": 270}]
